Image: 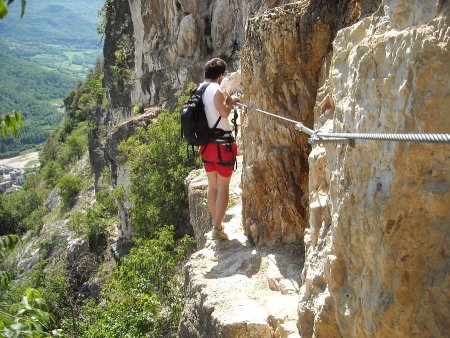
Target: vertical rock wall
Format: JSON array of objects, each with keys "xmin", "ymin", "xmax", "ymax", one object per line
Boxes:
[
  {"xmin": 104, "ymin": 0, "xmax": 135, "ymax": 117},
  {"xmin": 240, "ymin": 0, "xmax": 365, "ymax": 245},
  {"xmin": 126, "ymin": 0, "xmax": 300, "ymax": 108},
  {"xmin": 128, "ymin": 0, "xmax": 256, "ymax": 108},
  {"xmin": 299, "ymin": 1, "xmax": 450, "ymax": 337}
]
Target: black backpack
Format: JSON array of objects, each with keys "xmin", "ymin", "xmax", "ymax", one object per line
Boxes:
[{"xmin": 181, "ymin": 83, "xmax": 221, "ymax": 146}]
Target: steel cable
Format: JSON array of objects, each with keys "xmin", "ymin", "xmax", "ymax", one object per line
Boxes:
[{"xmin": 235, "ymin": 103, "xmax": 450, "ymax": 144}]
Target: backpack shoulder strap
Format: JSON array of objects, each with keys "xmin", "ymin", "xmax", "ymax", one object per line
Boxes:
[
  {"xmin": 197, "ymin": 83, "xmax": 210, "ymax": 94},
  {"xmin": 212, "ymin": 116, "xmax": 221, "ymax": 129}
]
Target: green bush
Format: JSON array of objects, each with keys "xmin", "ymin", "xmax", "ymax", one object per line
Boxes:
[
  {"xmin": 119, "ymin": 110, "xmax": 194, "ymax": 237},
  {"xmin": 65, "ymin": 60, "xmax": 106, "ymax": 123},
  {"xmin": 56, "ymin": 122, "xmax": 88, "ymax": 165},
  {"xmin": 66, "ymin": 185, "xmax": 117, "ymax": 254},
  {"xmin": 30, "ymin": 259, "xmax": 47, "ymax": 289},
  {"xmin": 0, "ymin": 235, "xmax": 64, "ymax": 337},
  {"xmin": 65, "ymin": 122, "xmax": 88, "ymax": 161},
  {"xmin": 40, "ymin": 160, "xmax": 64, "ymax": 188},
  {"xmin": 0, "ymin": 288, "xmax": 65, "ymax": 337},
  {"xmin": 132, "ymin": 104, "xmax": 144, "ymax": 115},
  {"xmin": 39, "ymin": 62, "xmax": 105, "ymax": 188},
  {"xmin": 39, "ymin": 129, "xmax": 63, "ymax": 169},
  {"xmin": 39, "ymin": 121, "xmax": 87, "ymax": 190},
  {"xmin": 44, "ymin": 275, "xmax": 72, "ymax": 326},
  {"xmin": 79, "ymin": 227, "xmax": 194, "ymax": 338},
  {"xmin": 0, "ymin": 189, "xmax": 43, "ymax": 235},
  {"xmin": 20, "ymin": 208, "xmax": 45, "ymax": 233},
  {"xmin": 57, "ymin": 175, "xmax": 82, "ymax": 206},
  {"xmin": 22, "ymin": 174, "xmax": 48, "ymax": 199},
  {"xmin": 85, "ymin": 191, "xmax": 117, "ymax": 253}
]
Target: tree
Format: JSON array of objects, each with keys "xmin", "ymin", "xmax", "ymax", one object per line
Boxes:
[
  {"xmin": 57, "ymin": 175, "xmax": 82, "ymax": 206},
  {"xmin": 0, "ymin": 235, "xmax": 65, "ymax": 336},
  {"xmin": 0, "ymin": 234, "xmax": 18, "ymax": 289},
  {"xmin": 1, "ymin": 0, "xmax": 26, "ymax": 141},
  {"xmin": 0, "ymin": 0, "xmax": 25, "ymax": 19},
  {"xmin": 0, "ymin": 111, "xmax": 24, "ymax": 141},
  {"xmin": 0, "ymin": 94, "xmax": 24, "ymax": 143}
]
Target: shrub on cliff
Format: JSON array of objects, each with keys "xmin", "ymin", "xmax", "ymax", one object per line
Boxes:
[
  {"xmin": 0, "ymin": 235, "xmax": 64, "ymax": 337},
  {"xmin": 39, "ymin": 62, "xmax": 104, "ymax": 189},
  {"xmin": 78, "ymin": 227, "xmax": 193, "ymax": 338},
  {"xmin": 77, "ymin": 88, "xmax": 196, "ymax": 337},
  {"xmin": 0, "ymin": 188, "xmax": 44, "ymax": 235},
  {"xmin": 119, "ymin": 109, "xmax": 195, "ymax": 237},
  {"xmin": 57, "ymin": 175, "xmax": 82, "ymax": 206},
  {"xmin": 64, "ymin": 60, "xmax": 106, "ymax": 130}
]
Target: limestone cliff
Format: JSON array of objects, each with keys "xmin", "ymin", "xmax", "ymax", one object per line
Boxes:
[
  {"xmin": 299, "ymin": 1, "xmax": 450, "ymax": 337},
  {"xmin": 240, "ymin": 0, "xmax": 374, "ymax": 245},
  {"xmin": 126, "ymin": 0, "xmax": 299, "ymax": 109},
  {"xmin": 97, "ymin": 0, "xmax": 449, "ymax": 337}
]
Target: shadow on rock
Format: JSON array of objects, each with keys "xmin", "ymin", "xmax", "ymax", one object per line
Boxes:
[{"xmin": 205, "ymin": 239, "xmax": 262, "ymax": 279}]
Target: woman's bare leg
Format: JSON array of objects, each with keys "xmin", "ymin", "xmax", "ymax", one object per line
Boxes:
[
  {"xmin": 213, "ymin": 174, "xmax": 232, "ymax": 230},
  {"xmin": 206, "ymin": 171, "xmax": 218, "ymax": 223}
]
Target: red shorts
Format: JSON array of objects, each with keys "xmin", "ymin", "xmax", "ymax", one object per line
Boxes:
[{"xmin": 199, "ymin": 142, "xmax": 238, "ymax": 177}]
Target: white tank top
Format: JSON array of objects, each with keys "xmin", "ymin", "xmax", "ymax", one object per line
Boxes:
[{"xmin": 201, "ymin": 82, "xmax": 231, "ymax": 131}]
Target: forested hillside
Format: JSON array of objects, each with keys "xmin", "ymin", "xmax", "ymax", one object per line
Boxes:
[
  {"xmin": 0, "ymin": 53, "xmax": 75, "ymax": 157},
  {"xmin": 0, "ymin": 0, "xmax": 103, "ymax": 46},
  {"xmin": 0, "ymin": 60, "xmax": 197, "ymax": 336},
  {"xmin": 0, "ymin": 0, "xmax": 103, "ymax": 157}
]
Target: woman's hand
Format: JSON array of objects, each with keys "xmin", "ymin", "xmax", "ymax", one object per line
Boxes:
[{"xmin": 227, "ymin": 94, "xmax": 242, "ymax": 105}]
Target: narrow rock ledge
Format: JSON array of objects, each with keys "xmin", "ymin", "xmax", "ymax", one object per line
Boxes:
[{"xmin": 179, "ymin": 156, "xmax": 303, "ymax": 338}]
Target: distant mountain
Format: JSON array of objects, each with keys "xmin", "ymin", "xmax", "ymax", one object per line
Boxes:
[{"xmin": 0, "ymin": 0, "xmax": 104, "ymax": 157}]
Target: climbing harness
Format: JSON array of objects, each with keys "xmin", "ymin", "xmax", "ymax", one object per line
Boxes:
[
  {"xmin": 201, "ymin": 107, "xmax": 239, "ymax": 171},
  {"xmin": 236, "ymin": 103, "xmax": 450, "ymax": 145}
]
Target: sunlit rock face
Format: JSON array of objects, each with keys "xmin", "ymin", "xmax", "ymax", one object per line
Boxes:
[
  {"xmin": 239, "ymin": 0, "xmax": 369, "ymax": 245},
  {"xmin": 127, "ymin": 0, "xmax": 299, "ymax": 108},
  {"xmin": 299, "ymin": 1, "xmax": 450, "ymax": 337},
  {"xmin": 100, "ymin": 0, "xmax": 449, "ymax": 336}
]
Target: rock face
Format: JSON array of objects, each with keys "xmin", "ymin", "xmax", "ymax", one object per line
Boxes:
[
  {"xmin": 103, "ymin": 0, "xmax": 134, "ymax": 113},
  {"xmin": 125, "ymin": 0, "xmax": 299, "ymax": 109},
  {"xmin": 240, "ymin": 0, "xmax": 372, "ymax": 245},
  {"xmin": 299, "ymin": 1, "xmax": 450, "ymax": 337},
  {"xmin": 184, "ymin": 169, "xmax": 212, "ymax": 249}
]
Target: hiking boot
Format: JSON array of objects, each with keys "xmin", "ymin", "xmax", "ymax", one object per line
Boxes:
[{"xmin": 212, "ymin": 227, "xmax": 229, "ymax": 240}]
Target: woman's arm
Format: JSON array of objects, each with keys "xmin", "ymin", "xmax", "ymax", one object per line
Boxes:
[{"xmin": 213, "ymin": 90, "xmax": 240, "ymax": 118}]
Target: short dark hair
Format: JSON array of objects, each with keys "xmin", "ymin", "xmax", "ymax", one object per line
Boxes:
[{"xmin": 205, "ymin": 58, "xmax": 227, "ymax": 80}]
